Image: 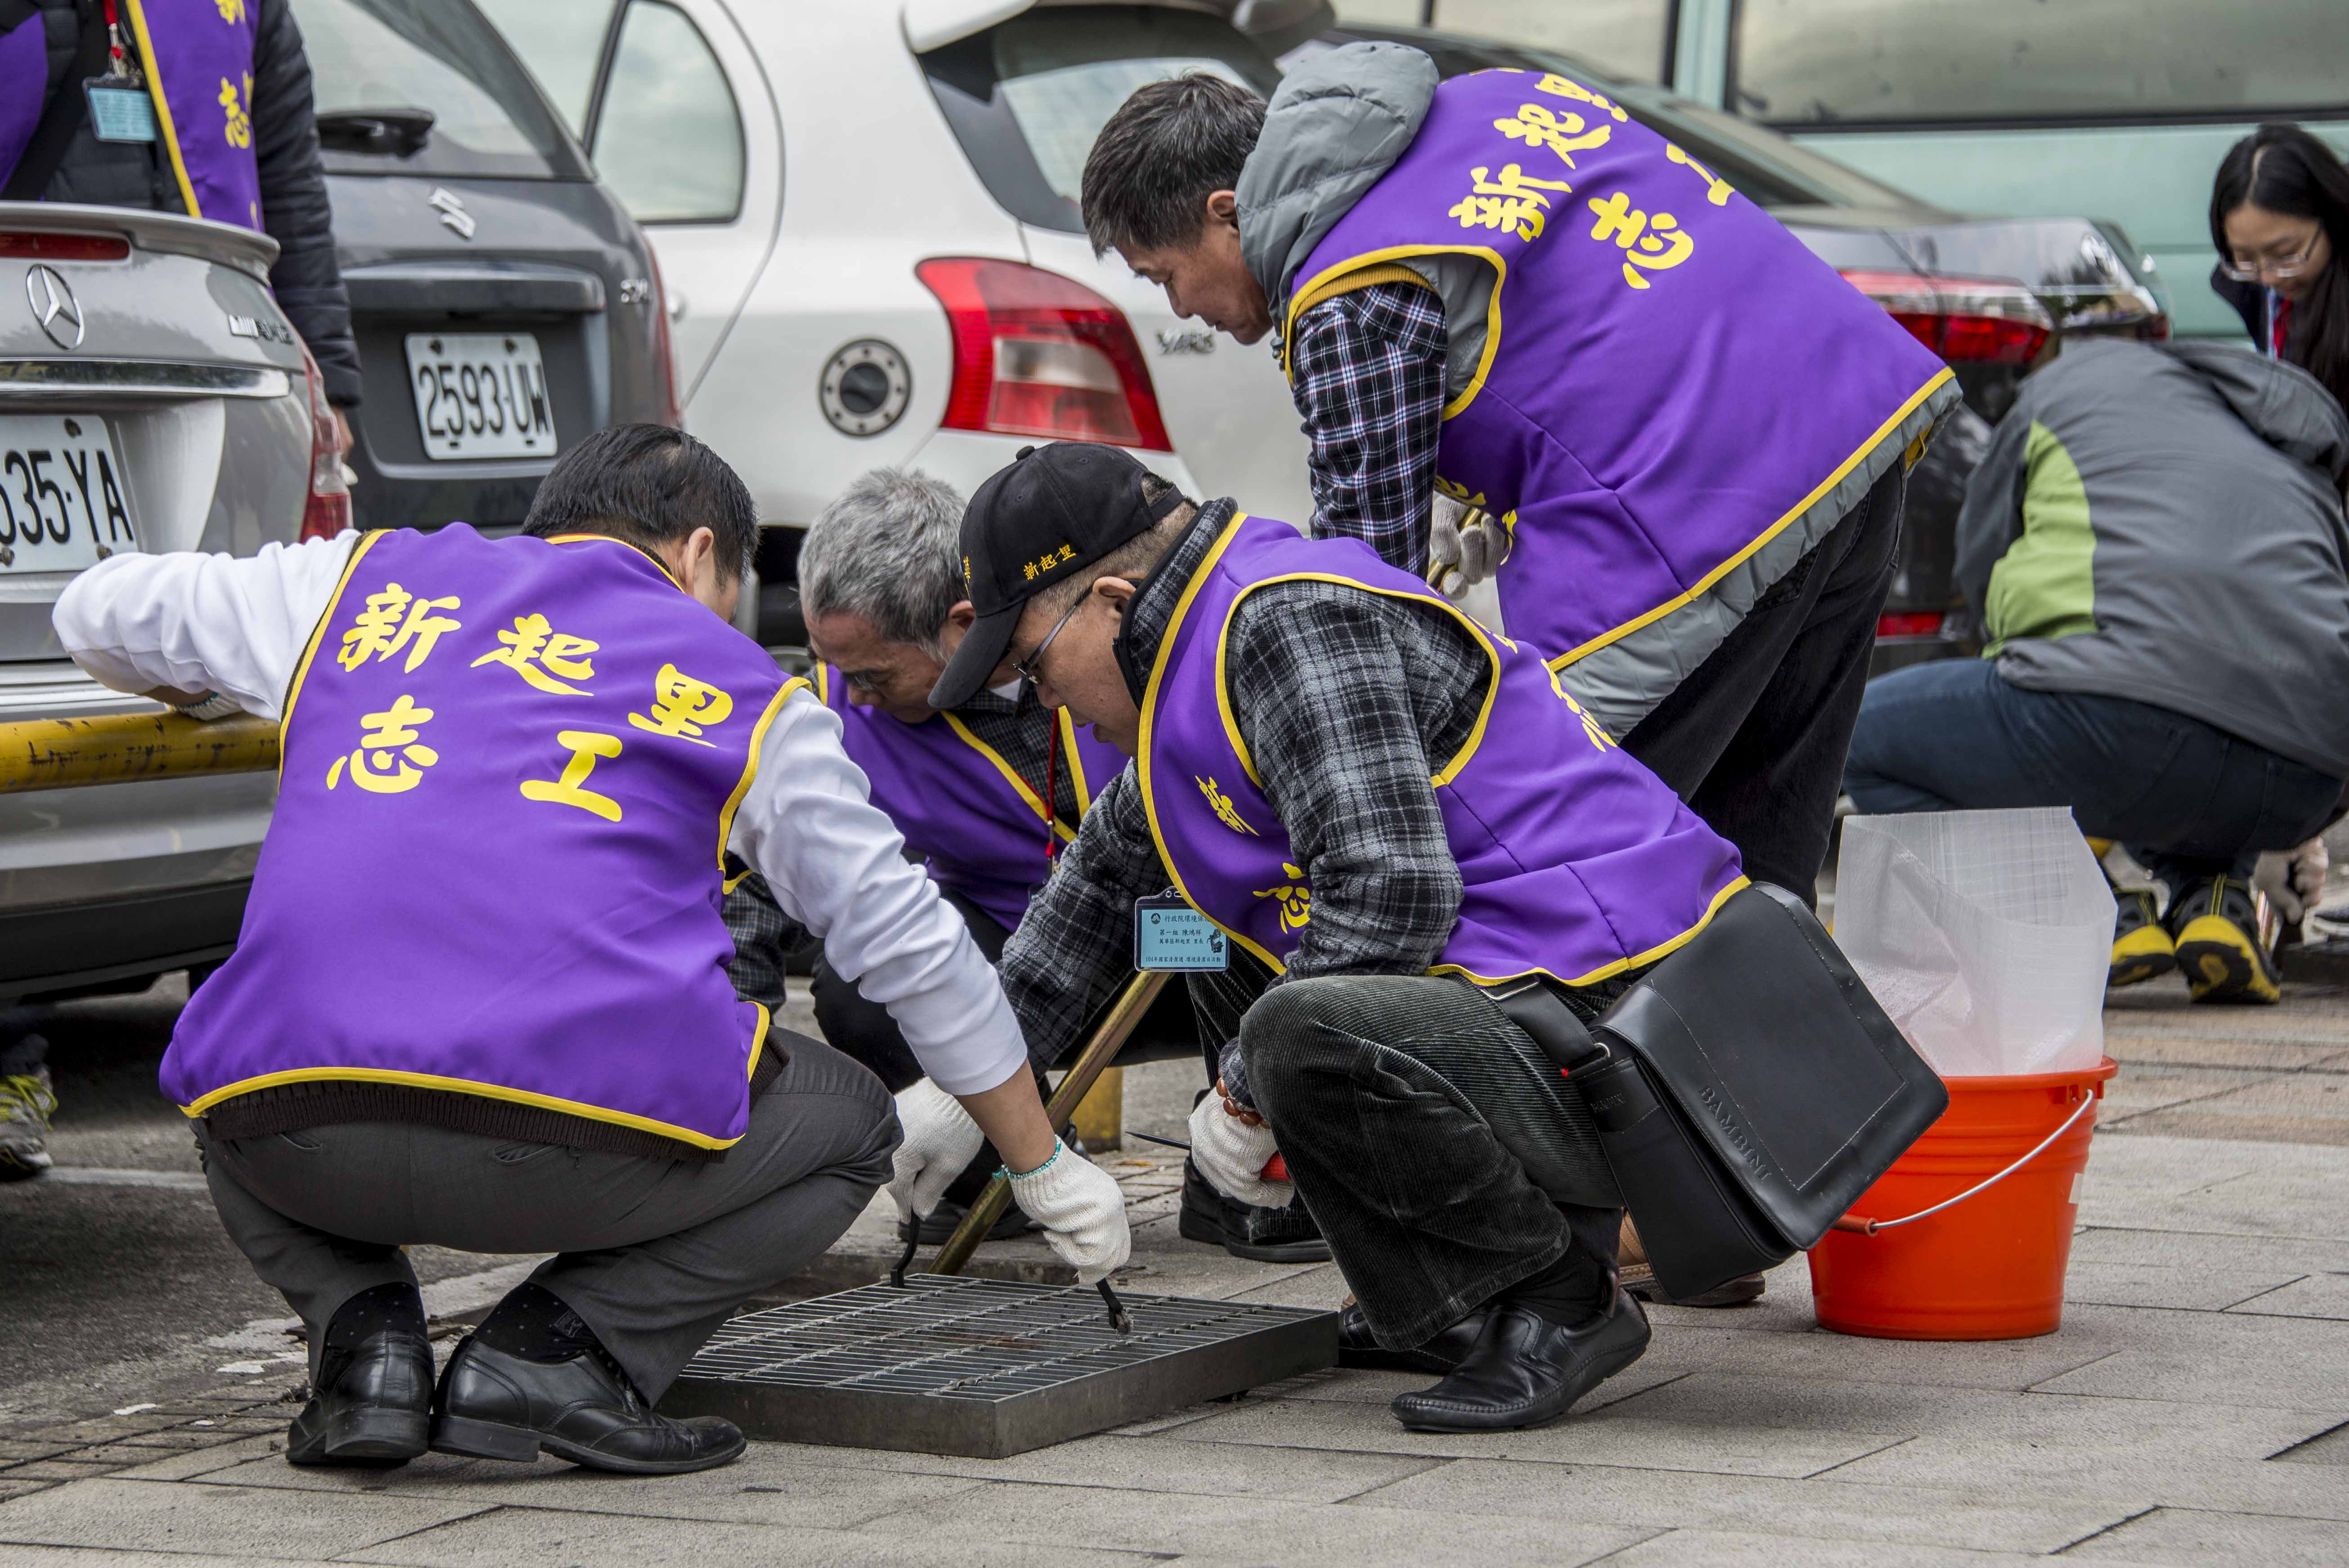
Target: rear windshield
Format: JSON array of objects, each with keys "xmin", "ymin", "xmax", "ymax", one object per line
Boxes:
[
  {"xmin": 1320, "ymin": 26, "xmax": 1925, "ymax": 212},
  {"xmin": 924, "ymin": 6, "xmax": 1283, "ymax": 232},
  {"xmin": 291, "ymin": 0, "xmax": 577, "ymax": 178},
  {"xmin": 1733, "ymin": 0, "xmax": 2349, "ymax": 126}
]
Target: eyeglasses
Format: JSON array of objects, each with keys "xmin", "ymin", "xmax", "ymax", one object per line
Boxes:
[
  {"xmin": 2221, "ymin": 230, "xmax": 2328, "ymax": 283},
  {"xmin": 1012, "ymin": 593, "xmax": 1089, "ymax": 686}
]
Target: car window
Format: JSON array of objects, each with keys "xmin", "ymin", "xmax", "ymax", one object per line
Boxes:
[
  {"xmin": 471, "ymin": 0, "xmax": 616, "ymax": 136},
  {"xmin": 924, "ymin": 5, "xmax": 1283, "ymax": 232},
  {"xmin": 589, "ymin": 2, "xmax": 745, "ymax": 224},
  {"xmin": 291, "ymin": 0, "xmax": 574, "ymax": 178},
  {"xmin": 1733, "ymin": 0, "xmax": 2349, "ymax": 125},
  {"xmin": 1345, "ymin": 0, "xmax": 1671, "ymax": 85}
]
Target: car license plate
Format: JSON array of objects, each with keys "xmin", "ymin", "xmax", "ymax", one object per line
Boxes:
[
  {"xmin": 0, "ymin": 413, "xmax": 136, "ymax": 574},
  {"xmin": 404, "ymin": 331, "xmax": 557, "ymax": 460}
]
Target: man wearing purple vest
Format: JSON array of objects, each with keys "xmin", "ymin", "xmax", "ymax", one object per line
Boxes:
[
  {"xmin": 929, "ymin": 441, "xmax": 1749, "ymax": 1434},
  {"xmin": 50, "ymin": 426, "xmax": 1128, "ymax": 1475},
  {"xmin": 1079, "ymin": 45, "xmax": 1958, "ymax": 911},
  {"xmin": 723, "ymin": 467, "xmax": 1326, "ymax": 1263}
]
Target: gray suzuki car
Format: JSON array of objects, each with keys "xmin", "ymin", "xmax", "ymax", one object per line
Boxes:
[
  {"xmin": 0, "ymin": 206, "xmax": 324, "ymax": 1001},
  {"xmin": 292, "ymin": 0, "xmax": 677, "ymax": 532}
]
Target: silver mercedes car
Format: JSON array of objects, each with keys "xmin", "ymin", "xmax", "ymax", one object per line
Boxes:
[{"xmin": 0, "ymin": 204, "xmax": 331, "ymax": 1001}]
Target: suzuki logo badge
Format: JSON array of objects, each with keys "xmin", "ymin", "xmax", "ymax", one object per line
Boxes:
[
  {"xmin": 25, "ymin": 264, "xmax": 84, "ymax": 350},
  {"xmin": 428, "ymin": 187, "xmax": 477, "ymax": 241}
]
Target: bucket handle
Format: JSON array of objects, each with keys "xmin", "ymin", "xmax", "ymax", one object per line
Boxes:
[{"xmin": 1829, "ymin": 1090, "xmax": 2098, "ymax": 1237}]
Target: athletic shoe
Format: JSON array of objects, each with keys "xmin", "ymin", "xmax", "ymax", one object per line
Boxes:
[
  {"xmin": 0, "ymin": 1065, "xmax": 56, "ymax": 1181},
  {"xmin": 2169, "ymin": 876, "xmax": 2281, "ymax": 1005},
  {"xmin": 2108, "ymin": 889, "xmax": 2177, "ymax": 988}
]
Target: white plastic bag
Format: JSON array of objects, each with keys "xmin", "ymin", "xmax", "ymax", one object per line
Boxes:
[{"xmin": 1835, "ymin": 808, "xmax": 2114, "ymax": 1077}]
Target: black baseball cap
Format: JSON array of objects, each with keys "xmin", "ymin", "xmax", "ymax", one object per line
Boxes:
[{"xmin": 929, "ymin": 442, "xmax": 1186, "ymax": 710}]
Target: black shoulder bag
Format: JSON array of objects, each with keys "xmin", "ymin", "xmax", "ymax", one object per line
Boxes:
[
  {"xmin": 3, "ymin": 0, "xmax": 110, "ymax": 202},
  {"xmin": 1496, "ymin": 881, "xmax": 1948, "ymax": 1300}
]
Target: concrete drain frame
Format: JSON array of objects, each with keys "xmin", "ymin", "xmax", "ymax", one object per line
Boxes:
[{"xmin": 660, "ymin": 1274, "xmax": 1339, "ymax": 1458}]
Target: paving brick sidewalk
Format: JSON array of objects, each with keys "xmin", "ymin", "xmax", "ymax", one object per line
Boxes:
[{"xmin": 4, "ymin": 983, "xmax": 2348, "ymax": 1566}]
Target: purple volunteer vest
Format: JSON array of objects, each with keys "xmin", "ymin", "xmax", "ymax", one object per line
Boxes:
[
  {"xmin": 1285, "ymin": 67, "xmax": 1954, "ymax": 669},
  {"xmin": 1140, "ymin": 512, "xmax": 1747, "ymax": 984},
  {"xmin": 814, "ymin": 665, "xmax": 1126, "ymax": 932},
  {"xmin": 0, "ymin": 13, "xmax": 41, "ymax": 186},
  {"xmin": 0, "ymin": 0, "xmax": 262, "ymax": 228},
  {"xmin": 165, "ymin": 525, "xmax": 795, "ymax": 1150}
]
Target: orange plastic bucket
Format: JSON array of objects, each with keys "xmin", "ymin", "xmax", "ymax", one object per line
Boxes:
[{"xmin": 1807, "ymin": 1056, "xmax": 2116, "ymax": 1340}]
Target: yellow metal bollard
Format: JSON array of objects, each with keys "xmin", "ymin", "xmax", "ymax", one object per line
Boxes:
[
  {"xmin": 1069, "ymin": 1067, "xmax": 1124, "ymax": 1153},
  {"xmin": 0, "ymin": 710, "xmax": 279, "ymax": 794}
]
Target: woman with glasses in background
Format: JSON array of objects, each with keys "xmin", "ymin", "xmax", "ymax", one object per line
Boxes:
[{"xmin": 2213, "ymin": 125, "xmax": 2349, "ymax": 415}]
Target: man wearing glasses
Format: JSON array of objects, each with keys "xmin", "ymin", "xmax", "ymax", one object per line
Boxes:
[
  {"xmin": 727, "ymin": 464, "xmax": 1329, "ymax": 1264},
  {"xmin": 930, "ymin": 441, "xmax": 1749, "ymax": 1433}
]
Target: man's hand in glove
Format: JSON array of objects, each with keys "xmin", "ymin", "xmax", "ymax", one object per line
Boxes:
[
  {"xmin": 1007, "ymin": 1141, "xmax": 1131, "ymax": 1283},
  {"xmin": 886, "ymin": 1078, "xmax": 983, "ymax": 1223},
  {"xmin": 1425, "ymin": 495, "xmax": 1504, "ymax": 602},
  {"xmin": 1187, "ymin": 1081, "xmax": 1294, "ymax": 1209},
  {"xmin": 2255, "ymin": 836, "xmax": 2332, "ymax": 925}
]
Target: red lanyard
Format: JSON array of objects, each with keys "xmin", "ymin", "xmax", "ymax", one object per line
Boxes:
[
  {"xmin": 99, "ymin": 0, "xmax": 127, "ymax": 76},
  {"xmin": 1037, "ymin": 717, "xmax": 1064, "ymax": 863}
]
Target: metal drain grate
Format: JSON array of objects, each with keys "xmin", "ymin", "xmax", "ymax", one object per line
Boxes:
[{"xmin": 659, "ymin": 1274, "xmax": 1338, "ymax": 1457}]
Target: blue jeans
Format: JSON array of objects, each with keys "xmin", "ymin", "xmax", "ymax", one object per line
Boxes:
[{"xmin": 1843, "ymin": 659, "xmax": 2343, "ymax": 894}]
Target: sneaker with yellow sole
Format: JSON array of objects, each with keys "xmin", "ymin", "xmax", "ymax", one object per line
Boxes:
[
  {"xmin": 2109, "ymin": 889, "xmax": 2176, "ymax": 988},
  {"xmin": 2169, "ymin": 877, "xmax": 2281, "ymax": 1005}
]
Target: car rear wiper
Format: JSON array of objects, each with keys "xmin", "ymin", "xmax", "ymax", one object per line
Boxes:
[{"xmin": 317, "ymin": 106, "xmax": 435, "ymax": 157}]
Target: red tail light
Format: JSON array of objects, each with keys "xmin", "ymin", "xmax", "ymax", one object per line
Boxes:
[
  {"xmin": 915, "ymin": 258, "xmax": 1172, "ymax": 451},
  {"xmin": 1840, "ymin": 271, "xmax": 2054, "ymax": 366},
  {"xmin": 295, "ymin": 335, "xmax": 351, "ymax": 543},
  {"xmin": 1875, "ymin": 610, "xmax": 1946, "ymax": 639},
  {"xmin": 646, "ymin": 246, "xmax": 682, "ymax": 428},
  {"xmin": 0, "ymin": 232, "xmax": 129, "ymax": 261}
]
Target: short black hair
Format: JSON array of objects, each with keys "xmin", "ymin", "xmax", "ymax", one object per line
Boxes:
[
  {"xmin": 521, "ymin": 423, "xmax": 757, "ymax": 581},
  {"xmin": 1081, "ymin": 72, "xmax": 1266, "ymax": 258}
]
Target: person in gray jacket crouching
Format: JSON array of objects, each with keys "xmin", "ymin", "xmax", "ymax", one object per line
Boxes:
[{"xmin": 1844, "ymin": 339, "xmax": 2349, "ymax": 1004}]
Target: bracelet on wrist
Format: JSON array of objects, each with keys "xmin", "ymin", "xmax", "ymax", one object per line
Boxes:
[{"xmin": 1002, "ymin": 1139, "xmax": 1062, "ymax": 1181}]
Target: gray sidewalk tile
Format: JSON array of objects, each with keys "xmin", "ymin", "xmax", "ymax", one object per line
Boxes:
[
  {"xmin": 2224, "ymin": 1271, "xmax": 2349, "ymax": 1321},
  {"xmin": 0, "ymin": 1478, "xmax": 486, "ymax": 1559},
  {"xmin": 855, "ymin": 1477, "xmax": 1651, "ymax": 1565},
  {"xmin": 1160, "ymin": 1394, "xmax": 1907, "ymax": 1477},
  {"xmin": 1639, "ymin": 1320, "xmax": 2117, "ymax": 1394},
  {"xmin": 1588, "ymin": 1527, "xmax": 2100, "ymax": 1565},
  {"xmin": 1345, "ymin": 1458, "xmax": 2134, "ymax": 1554},
  {"xmin": 189, "ymin": 1430, "xmax": 1440, "ymax": 1510},
  {"xmin": 2027, "ymin": 1305, "xmax": 2349, "ymax": 1410},
  {"xmin": 2066, "ymin": 1225, "xmax": 2349, "ymax": 1278},
  {"xmin": 2067, "ymin": 1505, "xmax": 2349, "ymax": 1564},
  {"xmin": 0, "ymin": 1549, "xmax": 345, "ymax": 1567},
  {"xmin": 2272, "ymin": 1419, "xmax": 2349, "ymax": 1465},
  {"xmin": 179, "ymin": 1450, "xmax": 991, "ymax": 1532},
  {"xmin": 107, "ymin": 1437, "xmax": 278, "ymax": 1483},
  {"xmin": 339, "ymin": 1506, "xmax": 1149, "ymax": 1568},
  {"xmin": 2063, "ymin": 1260, "xmax": 2305, "ymax": 1312}
]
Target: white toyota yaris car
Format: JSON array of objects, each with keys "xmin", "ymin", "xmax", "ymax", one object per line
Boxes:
[{"xmin": 483, "ymin": 0, "xmax": 1326, "ymax": 644}]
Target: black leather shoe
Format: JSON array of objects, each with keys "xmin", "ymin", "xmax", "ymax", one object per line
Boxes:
[
  {"xmin": 1337, "ymin": 1301, "xmax": 1490, "ymax": 1375},
  {"xmin": 285, "ymin": 1327, "xmax": 432, "ymax": 1468},
  {"xmin": 431, "ymin": 1333, "xmax": 745, "ymax": 1474},
  {"xmin": 1389, "ymin": 1289, "xmax": 1651, "ymax": 1433},
  {"xmin": 1177, "ymin": 1160, "xmax": 1332, "ymax": 1262}
]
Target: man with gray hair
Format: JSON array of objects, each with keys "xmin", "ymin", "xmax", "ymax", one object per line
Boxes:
[{"xmin": 724, "ymin": 465, "xmax": 1323, "ymax": 1262}]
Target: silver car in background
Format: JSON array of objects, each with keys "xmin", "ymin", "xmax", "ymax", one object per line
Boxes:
[{"xmin": 0, "ymin": 204, "xmax": 337, "ymax": 1001}]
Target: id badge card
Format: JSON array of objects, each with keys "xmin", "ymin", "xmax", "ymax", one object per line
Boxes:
[
  {"xmin": 1133, "ymin": 893, "xmax": 1228, "ymax": 972},
  {"xmin": 85, "ymin": 80, "xmax": 158, "ymax": 143}
]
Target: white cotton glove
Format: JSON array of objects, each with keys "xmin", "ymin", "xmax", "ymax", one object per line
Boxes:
[
  {"xmin": 2255, "ymin": 837, "xmax": 2331, "ymax": 925},
  {"xmin": 1007, "ymin": 1140, "xmax": 1131, "ymax": 1284},
  {"xmin": 1426, "ymin": 494, "xmax": 1504, "ymax": 602},
  {"xmin": 886, "ymin": 1078, "xmax": 984, "ymax": 1223},
  {"xmin": 1187, "ymin": 1091, "xmax": 1294, "ymax": 1210}
]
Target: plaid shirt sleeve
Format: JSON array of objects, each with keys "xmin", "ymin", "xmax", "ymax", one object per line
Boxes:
[
  {"xmin": 998, "ymin": 765, "xmax": 1171, "ymax": 1072},
  {"xmin": 1226, "ymin": 581, "xmax": 1468, "ymax": 983},
  {"xmin": 1287, "ymin": 281, "xmax": 1450, "ymax": 577}
]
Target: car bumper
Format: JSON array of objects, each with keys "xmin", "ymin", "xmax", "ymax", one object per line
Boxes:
[{"xmin": 0, "ymin": 667, "xmax": 272, "ymax": 997}]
